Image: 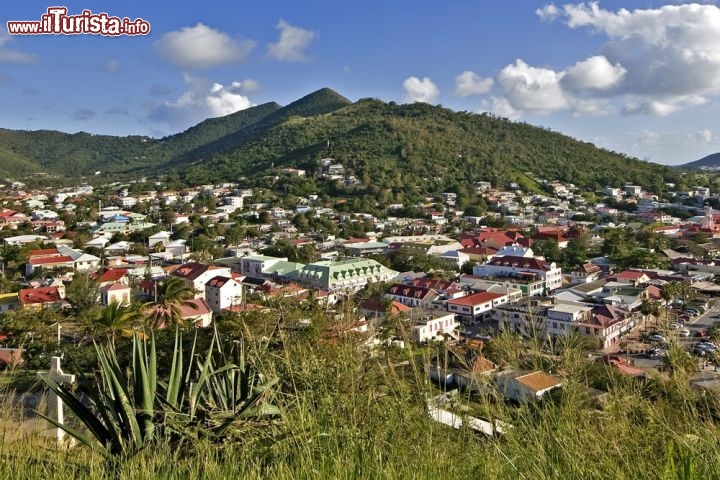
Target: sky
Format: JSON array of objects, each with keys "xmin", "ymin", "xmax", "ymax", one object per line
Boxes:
[{"xmin": 1, "ymin": 1, "xmax": 720, "ymax": 166}]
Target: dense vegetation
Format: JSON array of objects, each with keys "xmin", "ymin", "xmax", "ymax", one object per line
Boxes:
[
  {"xmin": 0, "ymin": 88, "xmax": 687, "ymax": 196},
  {"xmin": 2, "ymin": 305, "xmax": 720, "ymax": 479}
]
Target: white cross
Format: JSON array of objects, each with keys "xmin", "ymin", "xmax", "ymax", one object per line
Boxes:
[{"xmin": 37, "ymin": 356, "xmax": 76, "ymax": 446}]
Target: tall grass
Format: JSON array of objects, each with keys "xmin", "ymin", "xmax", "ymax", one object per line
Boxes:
[{"xmin": 2, "ymin": 322, "xmax": 720, "ymax": 479}]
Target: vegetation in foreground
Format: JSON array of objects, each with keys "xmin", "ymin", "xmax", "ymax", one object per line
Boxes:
[{"xmin": 1, "ymin": 310, "xmax": 720, "ymax": 479}]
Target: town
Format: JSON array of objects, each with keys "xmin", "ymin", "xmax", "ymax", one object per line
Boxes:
[{"xmin": 2, "ymin": 165, "xmax": 720, "ymax": 408}]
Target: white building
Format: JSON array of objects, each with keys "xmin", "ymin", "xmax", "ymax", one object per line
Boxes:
[
  {"xmin": 406, "ymin": 310, "xmax": 459, "ymax": 343},
  {"xmin": 204, "ymin": 276, "xmax": 244, "ymax": 312}
]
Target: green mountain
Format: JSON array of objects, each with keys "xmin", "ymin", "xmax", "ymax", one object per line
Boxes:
[
  {"xmin": 0, "ymin": 88, "xmax": 683, "ymax": 195},
  {"xmin": 681, "ymin": 152, "xmax": 720, "ymax": 170}
]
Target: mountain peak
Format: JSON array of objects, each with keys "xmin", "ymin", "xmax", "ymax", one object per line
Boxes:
[{"xmin": 275, "ymin": 88, "xmax": 352, "ymax": 118}]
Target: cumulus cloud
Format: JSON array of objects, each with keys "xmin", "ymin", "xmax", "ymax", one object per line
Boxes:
[
  {"xmin": 536, "ymin": 4, "xmax": 560, "ymax": 22},
  {"xmin": 155, "ymin": 23, "xmax": 255, "ymax": 68},
  {"xmin": 454, "ymin": 71, "xmax": 494, "ymax": 97},
  {"xmin": 149, "ymin": 75, "xmax": 256, "ymax": 129},
  {"xmin": 561, "ymin": 55, "xmax": 625, "ymax": 91},
  {"xmin": 267, "ymin": 20, "xmax": 316, "ymax": 62},
  {"xmin": 496, "ymin": 59, "xmax": 569, "ymax": 114},
  {"xmin": 543, "ymin": 2, "xmax": 720, "ymax": 113},
  {"xmin": 0, "ymin": 31, "xmax": 37, "ymax": 63},
  {"xmin": 480, "ymin": 97, "xmax": 521, "ymax": 120},
  {"xmin": 402, "ymin": 76, "xmax": 440, "ymax": 104},
  {"xmin": 489, "ymin": 3, "xmax": 720, "ymax": 118}
]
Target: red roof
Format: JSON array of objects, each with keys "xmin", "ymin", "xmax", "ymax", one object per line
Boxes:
[
  {"xmin": 614, "ymin": 271, "xmax": 647, "ymax": 280},
  {"xmin": 359, "ymin": 296, "xmax": 412, "ymax": 314},
  {"xmin": 386, "ymin": 284, "xmax": 435, "ymax": 300},
  {"xmin": 488, "ymin": 255, "xmax": 552, "ymax": 271},
  {"xmin": 29, "ymin": 255, "xmax": 74, "ymax": 266},
  {"xmin": 178, "ymin": 298, "xmax": 212, "ymax": 318},
  {"xmin": 93, "ymin": 268, "xmax": 129, "ymax": 282},
  {"xmin": 19, "ymin": 286, "xmax": 62, "ymax": 305},
  {"xmin": 171, "ymin": 262, "xmax": 209, "ymax": 280},
  {"xmin": 206, "ymin": 275, "xmax": 235, "ymax": 289},
  {"xmin": 447, "ymin": 291, "xmax": 505, "ymax": 306}
]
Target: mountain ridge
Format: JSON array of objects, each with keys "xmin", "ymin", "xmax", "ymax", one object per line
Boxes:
[
  {"xmin": 681, "ymin": 152, "xmax": 720, "ymax": 170},
  {"xmin": 0, "ymin": 88, "xmax": 687, "ymax": 196}
]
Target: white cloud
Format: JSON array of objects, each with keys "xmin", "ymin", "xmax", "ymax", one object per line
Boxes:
[
  {"xmin": 696, "ymin": 129, "xmax": 715, "ymax": 144},
  {"xmin": 454, "ymin": 71, "xmax": 494, "ymax": 97},
  {"xmin": 402, "ymin": 76, "xmax": 440, "ymax": 104},
  {"xmin": 496, "ymin": 59, "xmax": 568, "ymax": 114},
  {"xmin": 536, "ymin": 4, "xmax": 560, "ymax": 22},
  {"xmin": 480, "ymin": 97, "xmax": 521, "ymax": 120},
  {"xmin": 561, "ymin": 55, "xmax": 625, "ymax": 91},
  {"xmin": 155, "ymin": 23, "xmax": 255, "ymax": 69},
  {"xmin": 149, "ymin": 75, "xmax": 256, "ymax": 129},
  {"xmin": 543, "ymin": 2, "xmax": 720, "ymax": 114},
  {"xmin": 0, "ymin": 31, "xmax": 37, "ymax": 63},
  {"xmin": 267, "ymin": 20, "xmax": 316, "ymax": 62}
]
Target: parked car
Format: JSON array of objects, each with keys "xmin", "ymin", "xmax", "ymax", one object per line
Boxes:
[
  {"xmin": 645, "ymin": 347, "xmax": 663, "ymax": 359},
  {"xmin": 669, "ymin": 322, "xmax": 684, "ymax": 330},
  {"xmin": 696, "ymin": 330, "xmax": 708, "ymax": 338},
  {"xmin": 678, "ymin": 328, "xmax": 691, "ymax": 337},
  {"xmin": 648, "ymin": 334, "xmax": 666, "ymax": 343}
]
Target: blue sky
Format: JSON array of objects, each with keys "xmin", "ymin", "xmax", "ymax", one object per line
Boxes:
[{"xmin": 2, "ymin": 1, "xmax": 720, "ymax": 165}]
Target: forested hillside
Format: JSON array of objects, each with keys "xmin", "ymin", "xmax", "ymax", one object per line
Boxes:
[{"xmin": 0, "ymin": 88, "xmax": 683, "ymax": 194}]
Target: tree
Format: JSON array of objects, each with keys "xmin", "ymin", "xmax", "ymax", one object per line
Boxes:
[
  {"xmin": 94, "ymin": 301, "xmax": 142, "ymax": 346},
  {"xmin": 145, "ymin": 276, "xmax": 198, "ymax": 329},
  {"xmin": 534, "ymin": 239, "xmax": 561, "ymax": 264},
  {"xmin": 65, "ymin": 272, "xmax": 100, "ymax": 320}
]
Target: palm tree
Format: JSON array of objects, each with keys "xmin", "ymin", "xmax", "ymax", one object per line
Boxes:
[
  {"xmin": 95, "ymin": 301, "xmax": 141, "ymax": 346},
  {"xmin": 145, "ymin": 276, "xmax": 198, "ymax": 329}
]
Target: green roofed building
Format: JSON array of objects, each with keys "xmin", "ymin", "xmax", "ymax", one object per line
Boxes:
[{"xmin": 291, "ymin": 257, "xmax": 398, "ymax": 292}]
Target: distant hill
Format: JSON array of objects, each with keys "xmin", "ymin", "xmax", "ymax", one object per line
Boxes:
[
  {"xmin": 0, "ymin": 88, "xmax": 685, "ymax": 195},
  {"xmin": 681, "ymin": 152, "xmax": 720, "ymax": 171}
]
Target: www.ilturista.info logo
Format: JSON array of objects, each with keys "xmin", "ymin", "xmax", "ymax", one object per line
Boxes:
[{"xmin": 7, "ymin": 7, "xmax": 150, "ymax": 36}]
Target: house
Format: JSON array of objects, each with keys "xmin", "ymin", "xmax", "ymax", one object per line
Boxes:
[
  {"xmin": 148, "ymin": 231, "xmax": 172, "ymax": 248},
  {"xmin": 99, "ymin": 283, "xmax": 131, "ymax": 306},
  {"xmin": 92, "ymin": 268, "xmax": 129, "ymax": 287},
  {"xmin": 406, "ymin": 310, "xmax": 459, "ymax": 343},
  {"xmin": 0, "ymin": 293, "xmax": 19, "ymax": 313},
  {"xmin": 240, "ymin": 255, "xmax": 289, "ymax": 278},
  {"xmin": 570, "ymin": 263, "xmax": 602, "ymax": 285},
  {"xmin": 358, "ymin": 296, "xmax": 413, "ymax": 320},
  {"xmin": 3, "ymin": 235, "xmax": 49, "ymax": 246},
  {"xmin": 18, "ymin": 286, "xmax": 66, "ymax": 310},
  {"xmin": 177, "ymin": 298, "xmax": 214, "ymax": 328},
  {"xmin": 407, "ymin": 278, "xmax": 465, "ymax": 299},
  {"xmin": 473, "ymin": 248, "xmax": 563, "ymax": 293},
  {"xmin": 384, "ymin": 284, "xmax": 440, "ymax": 308},
  {"xmin": 496, "ymin": 370, "xmax": 563, "ymax": 403},
  {"xmin": 204, "ymin": 276, "xmax": 244, "ymax": 313},
  {"xmin": 25, "ymin": 249, "xmax": 74, "ymax": 277},
  {"xmin": 446, "ymin": 291, "xmax": 509, "ymax": 324},
  {"xmin": 170, "ymin": 262, "xmax": 232, "ymax": 298}
]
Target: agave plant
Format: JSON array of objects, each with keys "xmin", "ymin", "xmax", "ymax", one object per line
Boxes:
[
  {"xmin": 37, "ymin": 327, "xmax": 280, "ymax": 460},
  {"xmin": 159, "ymin": 328, "xmax": 280, "ymax": 442},
  {"xmin": 37, "ymin": 333, "xmax": 158, "ymax": 458}
]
